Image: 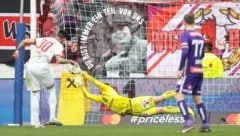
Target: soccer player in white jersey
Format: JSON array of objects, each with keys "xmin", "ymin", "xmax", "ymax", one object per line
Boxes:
[{"xmin": 12, "ymin": 30, "xmax": 79, "ymax": 128}]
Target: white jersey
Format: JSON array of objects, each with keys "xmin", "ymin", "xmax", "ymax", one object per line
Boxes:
[
  {"xmin": 29, "ymin": 37, "xmax": 64, "ymax": 63},
  {"xmin": 26, "ymin": 37, "xmax": 64, "ymax": 90}
]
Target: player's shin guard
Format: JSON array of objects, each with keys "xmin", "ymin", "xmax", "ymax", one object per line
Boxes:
[
  {"xmin": 177, "ymin": 100, "xmax": 191, "ymax": 120},
  {"xmin": 48, "ymin": 86, "xmax": 57, "ymax": 121},
  {"xmin": 197, "ymin": 103, "xmax": 208, "ymax": 126},
  {"xmin": 161, "ymin": 90, "xmax": 176, "ymax": 99}
]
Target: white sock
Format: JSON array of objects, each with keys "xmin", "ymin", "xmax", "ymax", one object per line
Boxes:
[
  {"xmin": 48, "ymin": 86, "xmax": 57, "ymax": 121},
  {"xmin": 31, "ymin": 91, "xmax": 40, "ymax": 126}
]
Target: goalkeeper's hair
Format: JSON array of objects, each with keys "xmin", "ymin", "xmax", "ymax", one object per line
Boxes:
[{"xmin": 57, "ymin": 30, "xmax": 68, "ymax": 39}]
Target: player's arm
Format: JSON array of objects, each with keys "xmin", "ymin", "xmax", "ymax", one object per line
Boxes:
[
  {"xmin": 179, "ymin": 46, "xmax": 188, "ymax": 69},
  {"xmin": 178, "ymin": 47, "xmax": 188, "ymax": 78},
  {"xmin": 12, "ymin": 39, "xmax": 35, "ymax": 59},
  {"xmin": 80, "ymin": 86, "xmax": 104, "ymax": 103},
  {"xmin": 178, "ymin": 34, "xmax": 189, "ymax": 78},
  {"xmin": 55, "ymin": 55, "xmax": 79, "ymax": 66}
]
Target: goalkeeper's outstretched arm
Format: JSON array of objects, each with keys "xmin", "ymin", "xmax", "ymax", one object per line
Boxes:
[
  {"xmin": 82, "ymin": 72, "xmax": 112, "ymax": 91},
  {"xmin": 79, "ymin": 85, "xmax": 103, "ymax": 103}
]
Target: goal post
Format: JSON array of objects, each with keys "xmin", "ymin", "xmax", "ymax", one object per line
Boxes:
[
  {"xmin": 13, "ymin": 0, "xmax": 26, "ymax": 126},
  {"xmin": 29, "ymin": 0, "xmax": 37, "ymax": 126},
  {"xmin": 49, "ymin": 0, "xmax": 240, "ymax": 125}
]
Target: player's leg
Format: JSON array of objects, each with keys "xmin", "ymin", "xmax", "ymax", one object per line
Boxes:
[
  {"xmin": 156, "ymin": 106, "xmax": 179, "ymax": 114},
  {"xmin": 47, "ymin": 84, "xmax": 56, "ymax": 121},
  {"xmin": 192, "ymin": 77, "xmax": 211, "ymax": 132},
  {"xmin": 80, "ymin": 86, "xmax": 104, "ymax": 103},
  {"xmin": 47, "ymin": 84, "xmax": 62, "ymax": 126},
  {"xmin": 193, "ymin": 96, "xmax": 211, "ymax": 132},
  {"xmin": 161, "ymin": 90, "xmax": 176, "ymax": 99},
  {"xmin": 26, "ymin": 65, "xmax": 45, "ymax": 128},
  {"xmin": 39, "ymin": 66, "xmax": 62, "ymax": 126},
  {"xmin": 153, "ymin": 90, "xmax": 176, "ymax": 104},
  {"xmin": 156, "ymin": 106, "xmax": 195, "ymax": 116},
  {"xmin": 175, "ymin": 77, "xmax": 193, "ymax": 133},
  {"xmin": 138, "ymin": 106, "xmax": 194, "ymax": 116},
  {"xmin": 31, "ymin": 91, "xmax": 43, "ymax": 128}
]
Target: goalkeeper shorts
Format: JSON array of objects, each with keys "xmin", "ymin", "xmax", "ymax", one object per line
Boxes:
[{"xmin": 130, "ymin": 96, "xmax": 156, "ymax": 116}]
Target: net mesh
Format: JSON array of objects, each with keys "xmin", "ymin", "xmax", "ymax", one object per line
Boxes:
[{"xmin": 49, "ymin": 0, "xmax": 240, "ymax": 125}]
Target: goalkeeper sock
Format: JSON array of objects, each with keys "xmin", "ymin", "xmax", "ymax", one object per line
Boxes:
[
  {"xmin": 163, "ymin": 106, "xmax": 180, "ymax": 114},
  {"xmin": 188, "ymin": 107, "xmax": 195, "ymax": 117},
  {"xmin": 48, "ymin": 86, "xmax": 57, "ymax": 121},
  {"xmin": 31, "ymin": 91, "xmax": 40, "ymax": 126},
  {"xmin": 197, "ymin": 103, "xmax": 208, "ymax": 124},
  {"xmin": 161, "ymin": 90, "xmax": 176, "ymax": 99},
  {"xmin": 162, "ymin": 106, "xmax": 195, "ymax": 116}
]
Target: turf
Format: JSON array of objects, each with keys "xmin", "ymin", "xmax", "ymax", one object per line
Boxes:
[{"xmin": 0, "ymin": 124, "xmax": 239, "ymax": 136}]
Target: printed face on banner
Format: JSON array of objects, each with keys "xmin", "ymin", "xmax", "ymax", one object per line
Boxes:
[{"xmin": 78, "ymin": 3, "xmax": 148, "ymax": 78}]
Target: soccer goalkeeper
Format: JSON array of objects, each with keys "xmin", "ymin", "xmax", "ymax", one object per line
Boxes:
[{"xmin": 71, "ymin": 67, "xmax": 194, "ymax": 117}]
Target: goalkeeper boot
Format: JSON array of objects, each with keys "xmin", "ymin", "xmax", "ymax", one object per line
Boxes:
[
  {"xmin": 161, "ymin": 90, "xmax": 176, "ymax": 99},
  {"xmin": 182, "ymin": 120, "xmax": 193, "ymax": 133}
]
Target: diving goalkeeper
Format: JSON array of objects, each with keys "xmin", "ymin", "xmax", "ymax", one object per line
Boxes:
[{"xmin": 71, "ymin": 67, "xmax": 194, "ymax": 117}]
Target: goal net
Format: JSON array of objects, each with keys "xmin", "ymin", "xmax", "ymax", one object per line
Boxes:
[{"xmin": 50, "ymin": 0, "xmax": 240, "ymax": 125}]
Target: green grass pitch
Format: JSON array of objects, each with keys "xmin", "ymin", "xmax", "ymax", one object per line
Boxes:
[{"xmin": 0, "ymin": 124, "xmax": 239, "ymax": 136}]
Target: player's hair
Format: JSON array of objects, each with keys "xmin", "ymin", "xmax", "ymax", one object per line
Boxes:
[
  {"xmin": 57, "ymin": 30, "xmax": 68, "ymax": 39},
  {"xmin": 183, "ymin": 13, "xmax": 195, "ymax": 25}
]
